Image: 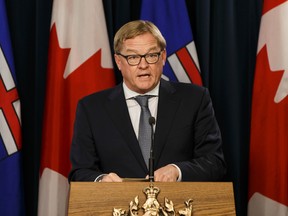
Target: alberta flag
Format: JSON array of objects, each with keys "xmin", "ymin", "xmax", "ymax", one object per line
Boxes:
[
  {"xmin": 248, "ymin": 1, "xmax": 288, "ymax": 215},
  {"xmin": 38, "ymin": 0, "xmax": 115, "ymax": 215},
  {"xmin": 0, "ymin": 0, "xmax": 25, "ymax": 215},
  {"xmin": 141, "ymin": 0, "xmax": 202, "ymax": 85}
]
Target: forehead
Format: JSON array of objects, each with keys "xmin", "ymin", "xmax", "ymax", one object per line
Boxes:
[{"xmin": 122, "ymin": 33, "xmax": 159, "ymax": 53}]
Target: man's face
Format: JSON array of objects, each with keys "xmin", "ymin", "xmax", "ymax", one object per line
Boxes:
[{"xmin": 114, "ymin": 33, "xmax": 166, "ymax": 94}]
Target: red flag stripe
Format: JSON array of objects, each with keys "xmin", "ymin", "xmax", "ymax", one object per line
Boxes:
[
  {"xmin": 0, "ymin": 75, "xmax": 21, "ymax": 152},
  {"xmin": 176, "ymin": 47, "xmax": 202, "ymax": 86}
]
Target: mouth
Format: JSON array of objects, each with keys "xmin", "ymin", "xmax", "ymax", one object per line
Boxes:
[{"xmin": 138, "ymin": 73, "xmax": 151, "ymax": 78}]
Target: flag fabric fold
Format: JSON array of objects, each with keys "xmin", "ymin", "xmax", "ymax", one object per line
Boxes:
[
  {"xmin": 140, "ymin": 0, "xmax": 202, "ymax": 85},
  {"xmin": 248, "ymin": 1, "xmax": 288, "ymax": 215},
  {"xmin": 0, "ymin": 0, "xmax": 25, "ymax": 215},
  {"xmin": 38, "ymin": 0, "xmax": 115, "ymax": 215}
]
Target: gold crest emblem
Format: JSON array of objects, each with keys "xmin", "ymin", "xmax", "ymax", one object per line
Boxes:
[{"xmin": 113, "ymin": 184, "xmax": 193, "ymax": 216}]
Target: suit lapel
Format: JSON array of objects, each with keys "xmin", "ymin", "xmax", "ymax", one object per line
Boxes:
[
  {"xmin": 154, "ymin": 80, "xmax": 181, "ymax": 166},
  {"xmin": 104, "ymin": 84, "xmax": 148, "ymax": 171}
]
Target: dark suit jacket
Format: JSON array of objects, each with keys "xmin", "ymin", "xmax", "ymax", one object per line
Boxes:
[{"xmin": 69, "ymin": 79, "xmax": 226, "ymax": 181}]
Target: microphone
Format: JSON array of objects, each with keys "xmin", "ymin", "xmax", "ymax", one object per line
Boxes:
[{"xmin": 148, "ymin": 117, "xmax": 156, "ymax": 182}]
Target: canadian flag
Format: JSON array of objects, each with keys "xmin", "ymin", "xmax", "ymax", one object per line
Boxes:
[
  {"xmin": 38, "ymin": 0, "xmax": 115, "ymax": 215},
  {"xmin": 248, "ymin": 1, "xmax": 288, "ymax": 215}
]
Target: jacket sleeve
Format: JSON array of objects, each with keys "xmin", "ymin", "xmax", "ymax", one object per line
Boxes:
[
  {"xmin": 175, "ymin": 88, "xmax": 226, "ymax": 181},
  {"xmin": 68, "ymin": 100, "xmax": 102, "ymax": 182}
]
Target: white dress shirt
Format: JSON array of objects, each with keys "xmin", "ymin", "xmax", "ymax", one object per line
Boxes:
[{"xmin": 122, "ymin": 82, "xmax": 159, "ymax": 138}]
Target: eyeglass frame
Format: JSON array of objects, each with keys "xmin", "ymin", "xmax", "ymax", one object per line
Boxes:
[{"xmin": 116, "ymin": 50, "xmax": 164, "ymax": 66}]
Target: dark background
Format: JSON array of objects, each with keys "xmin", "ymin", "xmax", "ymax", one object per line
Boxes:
[{"xmin": 5, "ymin": 0, "xmax": 263, "ymax": 215}]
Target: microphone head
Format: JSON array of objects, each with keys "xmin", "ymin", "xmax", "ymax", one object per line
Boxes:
[{"xmin": 149, "ymin": 117, "xmax": 155, "ymax": 125}]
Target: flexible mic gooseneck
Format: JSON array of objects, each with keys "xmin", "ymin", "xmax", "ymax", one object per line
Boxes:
[{"xmin": 148, "ymin": 117, "xmax": 156, "ymax": 182}]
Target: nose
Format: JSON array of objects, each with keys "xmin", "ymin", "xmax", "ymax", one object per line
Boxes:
[{"xmin": 138, "ymin": 56, "xmax": 149, "ymax": 68}]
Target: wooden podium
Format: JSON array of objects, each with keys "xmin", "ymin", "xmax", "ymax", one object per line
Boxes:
[{"xmin": 68, "ymin": 182, "xmax": 235, "ymax": 215}]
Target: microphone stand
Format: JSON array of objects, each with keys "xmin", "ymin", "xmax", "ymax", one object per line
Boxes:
[{"xmin": 148, "ymin": 117, "xmax": 155, "ymax": 182}]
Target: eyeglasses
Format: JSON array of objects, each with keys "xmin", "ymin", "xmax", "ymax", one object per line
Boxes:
[{"xmin": 116, "ymin": 51, "xmax": 163, "ymax": 66}]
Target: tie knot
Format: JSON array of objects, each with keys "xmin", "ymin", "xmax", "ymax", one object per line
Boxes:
[{"xmin": 134, "ymin": 95, "xmax": 153, "ymax": 107}]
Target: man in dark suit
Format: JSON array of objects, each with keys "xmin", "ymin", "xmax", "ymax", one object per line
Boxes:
[{"xmin": 69, "ymin": 20, "xmax": 226, "ymax": 182}]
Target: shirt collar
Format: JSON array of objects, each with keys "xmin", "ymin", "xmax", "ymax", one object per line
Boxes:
[{"xmin": 123, "ymin": 81, "xmax": 159, "ymax": 100}]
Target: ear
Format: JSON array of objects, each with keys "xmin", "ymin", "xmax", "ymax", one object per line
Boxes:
[
  {"xmin": 161, "ymin": 49, "xmax": 167, "ymax": 66},
  {"xmin": 114, "ymin": 54, "xmax": 121, "ymax": 70}
]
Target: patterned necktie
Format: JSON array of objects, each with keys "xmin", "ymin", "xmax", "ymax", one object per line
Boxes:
[{"xmin": 134, "ymin": 95, "xmax": 153, "ymax": 167}]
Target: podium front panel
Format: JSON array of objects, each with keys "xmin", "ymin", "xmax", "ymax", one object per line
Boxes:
[{"xmin": 68, "ymin": 182, "xmax": 235, "ymax": 215}]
